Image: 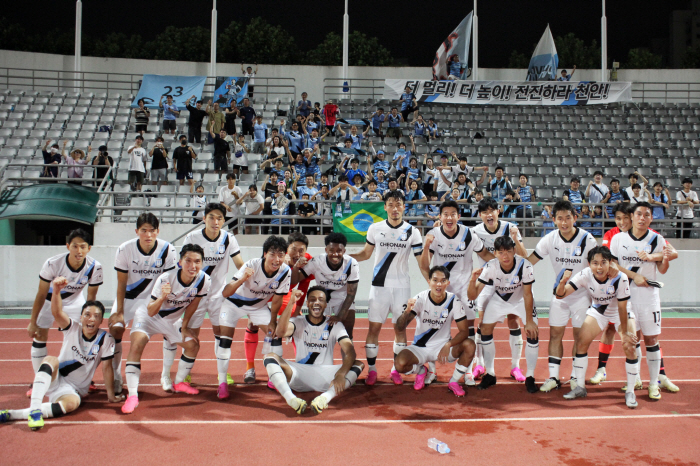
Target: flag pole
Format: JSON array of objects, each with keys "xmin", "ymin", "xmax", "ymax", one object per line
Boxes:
[
  {"xmin": 210, "ymin": 0, "xmax": 217, "ymax": 78},
  {"xmin": 74, "ymin": 0, "xmax": 82, "ymax": 91},
  {"xmin": 601, "ymin": 0, "xmax": 607, "ymax": 81},
  {"xmin": 472, "ymin": 0, "xmax": 478, "ymax": 80},
  {"xmin": 343, "ymin": 0, "xmax": 349, "ymax": 93}
]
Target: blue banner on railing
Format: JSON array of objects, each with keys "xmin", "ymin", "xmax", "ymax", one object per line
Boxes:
[
  {"xmin": 132, "ymin": 74, "xmax": 207, "ymax": 109},
  {"xmin": 213, "ymin": 77, "xmax": 249, "ymax": 108}
]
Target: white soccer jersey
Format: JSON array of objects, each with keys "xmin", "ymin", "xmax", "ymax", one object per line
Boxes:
[
  {"xmin": 473, "ymin": 220, "xmax": 522, "ymax": 266},
  {"xmin": 428, "ymin": 224, "xmax": 484, "ymax": 283},
  {"xmin": 57, "ymin": 319, "xmax": 115, "ymax": 397},
  {"xmin": 478, "ymin": 256, "xmax": 535, "ymax": 304},
  {"xmin": 183, "ymin": 229, "xmax": 241, "ymax": 292},
  {"xmin": 149, "ymin": 269, "xmax": 211, "ymax": 322},
  {"xmin": 451, "ymin": 164, "xmax": 474, "ymax": 179},
  {"xmin": 532, "ymin": 227, "xmax": 597, "ymax": 294},
  {"xmin": 39, "ymin": 253, "xmax": 103, "ymax": 305},
  {"xmin": 610, "ymin": 230, "xmax": 665, "ymax": 305},
  {"xmin": 225, "ymin": 258, "xmax": 291, "ymax": 311},
  {"xmin": 410, "ymin": 290, "xmax": 467, "ymax": 348},
  {"xmin": 569, "ymin": 269, "xmax": 630, "ymax": 315},
  {"xmin": 114, "ymin": 238, "xmax": 177, "ymax": 301},
  {"xmin": 366, "ymin": 220, "xmax": 423, "ymax": 287},
  {"xmin": 290, "ymin": 315, "xmax": 349, "ymax": 365},
  {"xmin": 300, "ymin": 254, "xmax": 360, "ymax": 309}
]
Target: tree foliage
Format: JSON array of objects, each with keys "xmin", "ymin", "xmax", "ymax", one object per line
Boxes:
[
  {"xmin": 306, "ymin": 31, "xmax": 393, "ymax": 66},
  {"xmin": 554, "ymin": 33, "xmax": 600, "ymax": 69},
  {"xmin": 147, "ymin": 26, "xmax": 211, "ymax": 62},
  {"xmin": 507, "ymin": 50, "xmax": 529, "ymax": 68},
  {"xmin": 624, "ymin": 48, "xmax": 662, "ymax": 69},
  {"xmin": 218, "ymin": 18, "xmax": 301, "ymax": 65},
  {"xmin": 681, "ymin": 46, "xmax": 700, "ymax": 68}
]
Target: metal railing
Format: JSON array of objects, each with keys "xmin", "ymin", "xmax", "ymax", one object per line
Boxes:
[
  {"xmin": 323, "ymin": 78, "xmax": 385, "ymax": 102},
  {"xmin": 622, "ymin": 82, "xmax": 700, "ymax": 105},
  {"xmin": 0, "ymin": 162, "xmax": 112, "ymax": 191}
]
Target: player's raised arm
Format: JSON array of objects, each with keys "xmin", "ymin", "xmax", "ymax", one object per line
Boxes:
[
  {"xmin": 275, "ymin": 289, "xmax": 302, "ymax": 338},
  {"xmin": 554, "ymin": 269, "xmax": 575, "ymax": 299},
  {"xmin": 466, "ymin": 268, "xmax": 485, "ymax": 301},
  {"xmin": 49, "ymin": 277, "xmax": 71, "ymax": 329},
  {"xmin": 510, "ymin": 226, "xmax": 527, "ymax": 257},
  {"xmin": 222, "ymin": 267, "xmax": 254, "ymax": 297},
  {"xmin": 419, "ymin": 233, "xmax": 434, "ymax": 279},
  {"xmin": 147, "ymin": 279, "xmax": 171, "ymax": 317},
  {"xmin": 395, "ymin": 298, "xmax": 417, "ymax": 332}
]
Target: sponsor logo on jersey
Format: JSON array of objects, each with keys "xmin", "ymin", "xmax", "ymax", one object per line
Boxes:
[
  {"xmin": 72, "ymin": 346, "xmax": 97, "ymax": 363},
  {"xmin": 188, "ymin": 289, "xmax": 197, "ymax": 297},
  {"xmin": 621, "ymin": 256, "xmax": 644, "ymax": 262},
  {"xmin": 643, "ymin": 245, "xmax": 652, "ymax": 253},
  {"xmin": 305, "ymin": 341, "xmax": 328, "ymax": 349},
  {"xmin": 440, "ymin": 309, "xmax": 449, "ymax": 318},
  {"xmin": 379, "ymin": 242, "xmax": 407, "ymax": 248},
  {"xmin": 422, "ymin": 318, "xmax": 446, "ymax": 326},
  {"xmin": 339, "ymin": 273, "xmax": 347, "ymax": 281},
  {"xmin": 556, "ymin": 257, "xmax": 583, "ymax": 264}
]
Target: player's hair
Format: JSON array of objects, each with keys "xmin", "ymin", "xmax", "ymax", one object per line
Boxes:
[
  {"xmin": 204, "ymin": 203, "xmax": 227, "ymax": 218},
  {"xmin": 478, "ymin": 197, "xmax": 499, "ymax": 212},
  {"xmin": 632, "ymin": 183, "xmax": 641, "ymax": 190},
  {"xmin": 325, "ymin": 232, "xmax": 348, "ymax": 246},
  {"xmin": 180, "ymin": 243, "xmax": 204, "ymax": 260},
  {"xmin": 82, "ymin": 300, "xmax": 106, "ymax": 317},
  {"xmin": 67, "ymin": 228, "xmax": 91, "ymax": 245},
  {"xmin": 632, "ymin": 201, "xmax": 653, "ymax": 214},
  {"xmin": 384, "ymin": 190, "xmax": 405, "ymax": 205},
  {"xmin": 587, "ymin": 245, "xmax": 613, "ymax": 263},
  {"xmin": 494, "ymin": 236, "xmax": 515, "ymax": 251},
  {"xmin": 552, "ymin": 200, "xmax": 577, "ymax": 218},
  {"xmin": 136, "ymin": 212, "xmax": 159, "ymax": 229},
  {"xmin": 429, "ymin": 265, "xmax": 450, "ymax": 280},
  {"xmin": 440, "ymin": 200, "xmax": 460, "ymax": 215},
  {"xmin": 263, "ymin": 235, "xmax": 288, "ymax": 254},
  {"xmin": 288, "ymin": 232, "xmax": 309, "ymax": 248},
  {"xmin": 226, "ymin": 173, "xmax": 235, "ymax": 180},
  {"xmin": 307, "ymin": 285, "xmax": 329, "ymax": 301}
]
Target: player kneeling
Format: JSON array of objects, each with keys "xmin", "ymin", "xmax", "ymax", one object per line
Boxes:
[
  {"xmin": 263, "ymin": 287, "xmax": 364, "ymax": 415},
  {"xmin": 394, "ymin": 266, "xmax": 476, "ymax": 397},
  {"xmin": 555, "ymin": 246, "xmax": 639, "ymax": 408},
  {"xmin": 1, "ymin": 277, "xmax": 123, "ymax": 430}
]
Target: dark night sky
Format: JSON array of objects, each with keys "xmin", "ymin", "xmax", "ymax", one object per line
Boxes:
[{"xmin": 3, "ymin": 0, "xmax": 692, "ymax": 66}]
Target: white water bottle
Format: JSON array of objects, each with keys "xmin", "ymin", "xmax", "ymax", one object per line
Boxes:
[
  {"xmin": 427, "ymin": 438, "xmax": 450, "ymax": 454},
  {"xmin": 261, "ymin": 331, "xmax": 273, "ymax": 354}
]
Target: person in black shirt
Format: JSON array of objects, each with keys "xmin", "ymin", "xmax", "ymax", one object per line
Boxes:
[
  {"xmin": 208, "ymin": 123, "xmax": 231, "ymax": 174},
  {"xmin": 172, "ymin": 134, "xmax": 197, "ymax": 191},
  {"xmin": 40, "ymin": 139, "xmax": 62, "ymax": 178},
  {"xmin": 91, "ymin": 145, "xmax": 113, "ymax": 187},
  {"xmin": 238, "ymin": 98, "xmax": 256, "ymax": 136},
  {"xmin": 297, "ymin": 193, "xmax": 317, "ymax": 235},
  {"xmin": 148, "ymin": 136, "xmax": 169, "ymax": 187},
  {"xmin": 224, "ymin": 106, "xmax": 238, "ymax": 137},
  {"xmin": 186, "ymin": 96, "xmax": 207, "ymax": 145}
]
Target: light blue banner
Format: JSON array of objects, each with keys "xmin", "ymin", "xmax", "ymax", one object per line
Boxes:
[
  {"xmin": 527, "ymin": 25, "xmax": 559, "ymax": 81},
  {"xmin": 131, "ymin": 74, "xmax": 207, "ymax": 109},
  {"xmin": 213, "ymin": 77, "xmax": 249, "ymax": 108}
]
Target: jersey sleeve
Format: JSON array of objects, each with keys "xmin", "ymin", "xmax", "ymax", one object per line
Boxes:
[
  {"xmin": 532, "ymin": 233, "xmax": 551, "ymax": 260},
  {"xmin": 653, "ymin": 233, "xmax": 666, "ymax": 254},
  {"xmin": 365, "ymin": 223, "xmax": 376, "ymax": 245},
  {"xmin": 114, "ymin": 245, "xmax": 128, "ymax": 273},
  {"xmin": 478, "ymin": 264, "xmax": 493, "ymax": 285},
  {"xmin": 150, "ymin": 274, "xmax": 165, "ymax": 300},
  {"xmin": 228, "ymin": 233, "xmax": 241, "ymax": 258},
  {"xmin": 100, "ymin": 333, "xmax": 116, "ymax": 361},
  {"xmin": 471, "ymin": 230, "xmax": 485, "ymax": 253},
  {"xmin": 38, "ymin": 257, "xmax": 54, "ymax": 282},
  {"xmin": 568, "ymin": 269, "xmax": 588, "ymax": 291},
  {"xmin": 58, "ymin": 318, "xmax": 77, "ymax": 333},
  {"xmin": 164, "ymin": 243, "xmax": 178, "ymax": 271},
  {"xmin": 290, "ymin": 316, "xmax": 303, "ymax": 341},
  {"xmin": 276, "ymin": 266, "xmax": 292, "ymax": 295},
  {"xmin": 198, "ymin": 275, "xmax": 211, "ymax": 298},
  {"xmin": 453, "ymin": 297, "xmax": 467, "ymax": 322},
  {"xmin": 299, "ymin": 257, "xmax": 316, "ymax": 278},
  {"xmin": 523, "ymin": 261, "xmax": 535, "ymax": 285},
  {"xmin": 617, "ymin": 274, "xmax": 631, "ymax": 301},
  {"xmin": 609, "ymin": 234, "xmax": 621, "ymax": 260},
  {"xmin": 348, "ymin": 258, "xmax": 360, "ymax": 283},
  {"xmin": 89, "ymin": 260, "xmax": 104, "ymax": 286},
  {"xmin": 411, "ymin": 227, "xmax": 423, "ymax": 256},
  {"xmin": 332, "ymin": 322, "xmax": 350, "ymax": 343},
  {"xmin": 410, "ymin": 293, "xmax": 424, "ymax": 315}
]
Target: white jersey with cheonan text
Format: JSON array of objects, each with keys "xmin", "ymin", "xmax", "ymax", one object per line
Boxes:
[
  {"xmin": 300, "ymin": 254, "xmax": 360, "ymax": 310},
  {"xmin": 39, "ymin": 253, "xmax": 103, "ymax": 305},
  {"xmin": 114, "ymin": 238, "xmax": 177, "ymax": 301},
  {"xmin": 290, "ymin": 315, "xmax": 349, "ymax": 365},
  {"xmin": 478, "ymin": 256, "xmax": 535, "ymax": 304},
  {"xmin": 533, "ymin": 227, "xmax": 596, "ymax": 295},
  {"xmin": 366, "ymin": 220, "xmax": 422, "ymax": 287},
  {"xmin": 610, "ymin": 230, "xmax": 665, "ymax": 305},
  {"xmin": 182, "ymin": 229, "xmax": 241, "ymax": 292},
  {"xmin": 225, "ymin": 258, "xmax": 291, "ymax": 311},
  {"xmin": 473, "ymin": 220, "xmax": 521, "ymax": 267},
  {"xmin": 569, "ymin": 268, "xmax": 630, "ymax": 315},
  {"xmin": 428, "ymin": 224, "xmax": 484, "ymax": 286},
  {"xmin": 410, "ymin": 290, "xmax": 467, "ymax": 348},
  {"xmin": 146, "ymin": 269, "xmax": 211, "ymax": 323}
]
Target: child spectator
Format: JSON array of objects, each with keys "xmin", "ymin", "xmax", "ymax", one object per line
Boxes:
[
  {"xmin": 591, "ymin": 205, "xmax": 605, "ymax": 237},
  {"xmin": 191, "ymin": 185, "xmax": 207, "ymax": 224},
  {"xmin": 424, "ymin": 191, "xmax": 440, "ymax": 227},
  {"xmin": 579, "ymin": 205, "xmax": 592, "ymax": 230}
]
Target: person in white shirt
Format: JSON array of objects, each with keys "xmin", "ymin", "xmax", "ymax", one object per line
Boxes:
[
  {"xmin": 585, "ymin": 171, "xmax": 609, "ymax": 205},
  {"xmin": 675, "ymin": 177, "xmax": 698, "ymax": 238},
  {"xmin": 236, "ymin": 184, "xmax": 265, "ymax": 234},
  {"xmin": 218, "ymin": 173, "xmax": 243, "ymax": 233},
  {"xmin": 242, "ymin": 64, "xmax": 257, "ymax": 97},
  {"xmin": 629, "ymin": 183, "xmax": 651, "ymax": 204},
  {"xmin": 127, "ymin": 135, "xmax": 148, "ymax": 191},
  {"xmin": 231, "ymin": 133, "xmax": 250, "ymax": 177},
  {"xmin": 624, "ymin": 172, "xmax": 648, "ymax": 201}
]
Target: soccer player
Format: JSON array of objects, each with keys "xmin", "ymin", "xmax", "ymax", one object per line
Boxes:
[
  {"xmin": 264, "ymin": 287, "xmax": 364, "ymax": 415},
  {"xmin": 394, "ymin": 266, "xmax": 476, "ymax": 396},
  {"xmin": 467, "ymin": 236, "xmax": 539, "ymax": 392},
  {"xmin": 175, "ymin": 203, "xmax": 243, "ymax": 388},
  {"xmin": 219, "ymin": 236, "xmax": 291, "ymax": 397},
  {"xmin": 121, "ymin": 244, "xmax": 210, "ymax": 414},
  {"xmin": 554, "ymin": 247, "xmax": 639, "ymax": 408},
  {"xmin": 350, "ymin": 190, "xmax": 428, "ymax": 385},
  {"xmin": 1, "ymin": 278, "xmax": 121, "ymax": 430},
  {"xmin": 419, "ymin": 201, "xmax": 494, "ymax": 385},
  {"xmin": 294, "ymin": 232, "xmax": 360, "ymax": 339},
  {"xmin": 27, "ymin": 229, "xmax": 103, "ymax": 388},
  {"xmin": 527, "ymin": 200, "xmax": 597, "ymax": 393},
  {"xmin": 109, "ymin": 213, "xmax": 178, "ymax": 395}
]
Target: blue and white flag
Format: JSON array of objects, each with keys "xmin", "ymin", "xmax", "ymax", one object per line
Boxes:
[
  {"xmin": 213, "ymin": 77, "xmax": 249, "ymax": 108},
  {"xmin": 131, "ymin": 74, "xmax": 206, "ymax": 108},
  {"xmin": 432, "ymin": 12, "xmax": 473, "ymax": 81},
  {"xmin": 526, "ymin": 25, "xmax": 558, "ymax": 81}
]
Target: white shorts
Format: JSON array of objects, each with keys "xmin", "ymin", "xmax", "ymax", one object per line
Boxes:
[
  {"xmin": 288, "ymin": 361, "xmax": 342, "ymax": 392},
  {"xmin": 447, "ymin": 282, "xmax": 477, "ymax": 321},
  {"xmin": 110, "ymin": 298, "xmax": 146, "ymax": 327},
  {"xmin": 189, "ymin": 292, "xmax": 225, "ymax": 328},
  {"xmin": 219, "ymin": 299, "xmax": 271, "ymax": 328},
  {"xmin": 586, "ymin": 307, "xmax": 621, "ymax": 333},
  {"xmin": 475, "ymin": 285, "xmax": 494, "ymax": 313},
  {"xmin": 131, "ymin": 312, "xmax": 191, "ymax": 345},
  {"xmin": 368, "ymin": 286, "xmax": 411, "ymax": 324},
  {"xmin": 46, "ymin": 376, "xmax": 82, "ymax": 404},
  {"xmin": 37, "ymin": 298, "xmax": 85, "ymax": 329},
  {"xmin": 482, "ymin": 297, "xmax": 539, "ymax": 325},
  {"xmin": 548, "ymin": 292, "xmax": 591, "ymax": 328},
  {"xmin": 405, "ymin": 343, "xmax": 457, "ymax": 366},
  {"xmin": 628, "ymin": 300, "xmax": 661, "ymax": 336}
]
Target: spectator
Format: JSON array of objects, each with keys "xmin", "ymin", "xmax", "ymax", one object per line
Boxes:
[
  {"xmin": 405, "ymin": 179, "xmax": 426, "ymax": 225},
  {"xmin": 238, "ymin": 98, "xmax": 257, "ymax": 136},
  {"xmin": 466, "ymin": 189, "xmax": 484, "ymax": 225},
  {"xmin": 297, "ymin": 193, "xmax": 317, "ymax": 235},
  {"xmin": 280, "ymin": 119, "xmax": 305, "ymax": 157},
  {"xmin": 606, "ymin": 178, "xmax": 630, "ymax": 217},
  {"xmin": 219, "ymin": 173, "xmax": 243, "ymax": 233},
  {"xmin": 676, "ymin": 177, "xmax": 698, "ymax": 238},
  {"xmin": 337, "ymin": 124, "xmax": 370, "ymax": 150},
  {"xmin": 562, "ymin": 176, "xmax": 585, "ymax": 211},
  {"xmin": 237, "ymin": 184, "xmax": 264, "ymax": 234},
  {"xmin": 557, "ymin": 66, "xmax": 577, "ymax": 81},
  {"xmin": 192, "ymin": 185, "xmax": 207, "ymax": 224},
  {"xmin": 266, "ymin": 135, "xmax": 288, "ymax": 162},
  {"xmin": 133, "ymin": 99, "xmax": 150, "ymax": 136},
  {"xmin": 368, "ymin": 147, "xmax": 392, "ymax": 178},
  {"xmin": 435, "ymin": 153, "xmax": 452, "ymax": 199},
  {"xmin": 317, "ymin": 174, "xmax": 330, "ymax": 190},
  {"xmin": 340, "ymin": 157, "xmax": 368, "ymax": 186},
  {"xmin": 624, "ymin": 171, "xmax": 648, "ymax": 200},
  {"xmin": 296, "ymin": 174, "xmax": 319, "ymax": 200},
  {"xmin": 650, "ymin": 181, "xmax": 671, "ymax": 228},
  {"xmin": 205, "ymin": 100, "xmax": 226, "ymax": 144},
  {"xmin": 329, "ymin": 175, "xmax": 358, "ymax": 212},
  {"xmin": 320, "ymin": 100, "xmax": 340, "ymax": 140},
  {"xmin": 501, "ymin": 191, "xmax": 519, "ymax": 224},
  {"xmin": 352, "ymin": 174, "xmax": 368, "ymax": 198},
  {"xmin": 451, "ymin": 154, "xmax": 488, "ymax": 181},
  {"xmin": 384, "ymin": 178, "xmax": 405, "ymax": 197},
  {"xmin": 159, "ymin": 94, "xmax": 179, "ymax": 137},
  {"xmin": 399, "ymin": 85, "xmax": 419, "ymax": 123},
  {"xmin": 297, "ymin": 92, "xmax": 312, "ymax": 118},
  {"xmin": 263, "ymin": 171, "xmax": 280, "ymax": 199},
  {"xmin": 127, "ymin": 135, "xmax": 148, "ymax": 191},
  {"xmin": 405, "ymin": 157, "xmax": 422, "ymax": 188},
  {"xmin": 283, "ymin": 168, "xmax": 294, "ymax": 189},
  {"xmin": 579, "ymin": 205, "xmax": 592, "ymax": 230},
  {"xmin": 303, "ymin": 113, "xmax": 319, "ymax": 134},
  {"xmin": 629, "ymin": 183, "xmax": 651, "ymax": 204},
  {"xmin": 290, "ymin": 156, "xmax": 307, "ymax": 183},
  {"xmin": 486, "ymin": 166, "xmax": 512, "ymax": 202},
  {"xmin": 361, "ymin": 179, "xmax": 383, "ymax": 201},
  {"xmin": 302, "ymin": 118, "xmax": 321, "ymax": 149},
  {"xmin": 92, "ymin": 145, "xmax": 113, "ymax": 187},
  {"xmin": 148, "ymin": 136, "xmax": 169, "ymax": 188},
  {"xmin": 374, "ymin": 169, "xmax": 389, "ymax": 193},
  {"xmin": 422, "ymin": 154, "xmax": 437, "ymax": 188},
  {"xmin": 447, "ymin": 54, "xmax": 467, "ymax": 80},
  {"xmin": 413, "ymin": 114, "xmax": 428, "ymax": 143},
  {"xmin": 541, "ymin": 204, "xmax": 555, "ymax": 236},
  {"xmin": 585, "ymin": 170, "xmax": 608, "ymax": 205},
  {"xmin": 232, "ymin": 133, "xmax": 250, "ymax": 177},
  {"xmin": 425, "ymin": 191, "xmax": 440, "ymax": 227},
  {"xmin": 441, "ymin": 187, "xmax": 462, "ymax": 203},
  {"xmin": 427, "ymin": 118, "xmax": 439, "ymax": 140},
  {"xmin": 385, "ymin": 107, "xmax": 403, "ymax": 141},
  {"xmin": 262, "ymin": 158, "xmax": 286, "ymax": 180},
  {"xmin": 241, "ymin": 64, "xmax": 258, "ymax": 97},
  {"xmin": 172, "ymin": 134, "xmax": 196, "ymax": 192},
  {"xmin": 515, "ymin": 174, "xmax": 536, "ymax": 235},
  {"xmin": 315, "ymin": 184, "xmax": 333, "ymax": 234},
  {"xmin": 40, "ymin": 140, "xmax": 61, "ymax": 178},
  {"xmin": 303, "ymin": 147, "xmax": 321, "ymax": 180},
  {"xmin": 392, "ymin": 138, "xmax": 415, "ymax": 179},
  {"xmin": 268, "ymin": 181, "xmax": 296, "ymax": 234},
  {"xmin": 186, "ymin": 96, "xmax": 208, "ymax": 147},
  {"xmin": 223, "ymin": 105, "xmax": 238, "ymax": 138},
  {"xmin": 208, "ymin": 123, "xmax": 231, "ymax": 175},
  {"xmin": 62, "ymin": 141, "xmax": 91, "ymax": 185},
  {"xmin": 252, "ymin": 114, "xmax": 268, "ymax": 154},
  {"xmin": 370, "ymin": 108, "xmax": 385, "ymax": 137},
  {"xmin": 591, "ymin": 205, "xmax": 605, "ymax": 237}
]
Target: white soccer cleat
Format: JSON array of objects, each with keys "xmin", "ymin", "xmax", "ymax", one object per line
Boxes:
[
  {"xmin": 464, "ymin": 373, "xmax": 476, "ymax": 386},
  {"xmin": 310, "ymin": 395, "xmax": 329, "ymax": 414},
  {"xmin": 659, "ymin": 375, "xmax": 680, "ymax": 392},
  {"xmin": 161, "ymin": 375, "xmax": 173, "ymax": 392},
  {"xmin": 244, "ymin": 368, "xmax": 256, "ymax": 384},
  {"xmin": 589, "ymin": 368, "xmax": 607, "ymax": 385},
  {"xmin": 625, "ymin": 392, "xmax": 638, "ymax": 409},
  {"xmin": 648, "ymin": 383, "xmax": 661, "ymax": 401},
  {"xmin": 425, "ymin": 369, "xmax": 437, "ymax": 385},
  {"xmin": 288, "ymin": 397, "xmax": 307, "ymax": 415},
  {"xmin": 570, "ymin": 377, "xmax": 578, "ymax": 390},
  {"xmin": 539, "ymin": 377, "xmax": 561, "ymax": 393}
]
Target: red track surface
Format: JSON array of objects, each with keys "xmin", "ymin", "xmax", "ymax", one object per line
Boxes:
[{"xmin": 1, "ymin": 318, "xmax": 699, "ymax": 465}]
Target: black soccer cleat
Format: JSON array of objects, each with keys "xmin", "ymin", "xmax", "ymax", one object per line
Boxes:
[
  {"xmin": 476, "ymin": 373, "xmax": 497, "ymax": 390},
  {"xmin": 525, "ymin": 376, "xmax": 538, "ymax": 393}
]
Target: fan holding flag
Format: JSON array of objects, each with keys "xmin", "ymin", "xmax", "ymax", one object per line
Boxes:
[{"xmin": 432, "ymin": 12, "xmax": 473, "ymax": 81}]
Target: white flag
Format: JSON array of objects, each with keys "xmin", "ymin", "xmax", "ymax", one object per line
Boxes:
[
  {"xmin": 432, "ymin": 12, "xmax": 473, "ymax": 81},
  {"xmin": 526, "ymin": 25, "xmax": 559, "ymax": 81}
]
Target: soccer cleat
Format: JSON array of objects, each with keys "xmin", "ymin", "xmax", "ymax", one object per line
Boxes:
[
  {"xmin": 472, "ymin": 365, "xmax": 485, "ymax": 380},
  {"xmin": 365, "ymin": 370, "xmax": 378, "ymax": 386},
  {"xmin": 563, "ymin": 386, "xmax": 588, "ymax": 400},
  {"xmin": 243, "ymin": 368, "xmax": 256, "ymax": 384},
  {"xmin": 589, "ymin": 368, "xmax": 607, "ymax": 385},
  {"xmin": 172, "ymin": 382, "xmax": 199, "ymax": 395},
  {"xmin": 28, "ymin": 409, "xmax": 44, "ymax": 431},
  {"xmin": 267, "ymin": 380, "xmax": 276, "ymax": 391},
  {"xmin": 89, "ymin": 381, "xmax": 97, "ymax": 393},
  {"xmin": 539, "ymin": 377, "xmax": 561, "ymax": 393},
  {"xmin": 121, "ymin": 395, "xmax": 139, "ymax": 414},
  {"xmin": 0, "ymin": 410, "xmax": 10, "ymax": 423},
  {"xmin": 570, "ymin": 377, "xmax": 578, "ymax": 390},
  {"xmin": 648, "ymin": 383, "xmax": 661, "ymax": 400},
  {"xmin": 447, "ymin": 381, "xmax": 466, "ymax": 397},
  {"xmin": 464, "ymin": 373, "xmax": 476, "ymax": 386},
  {"xmin": 114, "ymin": 377, "xmax": 123, "ymax": 395},
  {"xmin": 288, "ymin": 397, "xmax": 307, "ymax": 415},
  {"xmin": 621, "ymin": 377, "xmax": 643, "ymax": 392},
  {"xmin": 390, "ymin": 370, "xmax": 403, "ymax": 385},
  {"xmin": 525, "ymin": 376, "xmax": 538, "ymax": 393},
  {"xmin": 413, "ymin": 366, "xmax": 428, "ymax": 391},
  {"xmin": 659, "ymin": 375, "xmax": 680, "ymax": 392},
  {"xmin": 625, "ymin": 392, "xmax": 638, "ymax": 409},
  {"xmin": 227, "ymin": 373, "xmax": 235, "ymax": 386},
  {"xmin": 161, "ymin": 375, "xmax": 173, "ymax": 392},
  {"xmin": 510, "ymin": 367, "xmax": 526, "ymax": 382},
  {"xmin": 216, "ymin": 382, "xmax": 230, "ymax": 400},
  {"xmin": 310, "ymin": 395, "xmax": 329, "ymax": 414},
  {"xmin": 424, "ymin": 369, "xmax": 437, "ymax": 385},
  {"xmin": 476, "ymin": 373, "xmax": 497, "ymax": 390}
]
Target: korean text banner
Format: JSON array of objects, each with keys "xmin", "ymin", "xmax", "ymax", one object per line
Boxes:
[
  {"xmin": 132, "ymin": 74, "xmax": 207, "ymax": 109},
  {"xmin": 333, "ymin": 202, "xmax": 387, "ymax": 243},
  {"xmin": 214, "ymin": 77, "xmax": 249, "ymax": 108},
  {"xmin": 382, "ymin": 79, "xmax": 632, "ymax": 106}
]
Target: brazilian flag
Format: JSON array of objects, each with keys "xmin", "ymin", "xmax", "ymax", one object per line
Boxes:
[{"xmin": 333, "ymin": 202, "xmax": 387, "ymax": 243}]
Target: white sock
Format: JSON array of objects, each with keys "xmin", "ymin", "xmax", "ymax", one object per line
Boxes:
[
  {"xmin": 30, "ymin": 365, "xmax": 53, "ymax": 410},
  {"xmin": 217, "ymin": 337, "xmax": 232, "ymax": 385},
  {"xmin": 428, "ymin": 361, "xmax": 436, "ymax": 374},
  {"xmin": 573, "ymin": 354, "xmax": 588, "ymax": 385},
  {"xmin": 162, "ymin": 340, "xmax": 176, "ymax": 377},
  {"xmin": 509, "ymin": 329, "xmax": 523, "ymax": 369},
  {"xmin": 125, "ymin": 362, "xmax": 141, "ymax": 398},
  {"xmin": 525, "ymin": 338, "xmax": 539, "ymax": 378},
  {"xmin": 392, "ymin": 342, "xmax": 406, "ymax": 372},
  {"xmin": 174, "ymin": 353, "xmax": 196, "ymax": 384},
  {"xmin": 646, "ymin": 345, "xmax": 662, "ymax": 385},
  {"xmin": 467, "ymin": 329, "xmax": 476, "ymax": 373},
  {"xmin": 548, "ymin": 356, "xmax": 562, "ymax": 380},
  {"xmin": 625, "ymin": 358, "xmax": 639, "ymax": 393},
  {"xmin": 321, "ymin": 365, "xmax": 361, "ymax": 402},
  {"xmin": 214, "ymin": 336, "xmax": 220, "ymax": 359},
  {"xmin": 112, "ymin": 340, "xmax": 123, "ymax": 380},
  {"xmin": 635, "ymin": 343, "xmax": 642, "ymax": 379},
  {"xmin": 405, "ymin": 364, "xmax": 426, "ymax": 376},
  {"xmin": 480, "ymin": 334, "xmax": 496, "ymax": 376},
  {"xmin": 31, "ymin": 340, "xmax": 47, "ymax": 373},
  {"xmin": 450, "ymin": 363, "xmax": 468, "ymax": 383},
  {"xmin": 265, "ymin": 358, "xmax": 294, "ymax": 402},
  {"xmin": 475, "ymin": 329, "xmax": 483, "ymax": 366},
  {"xmin": 9, "ymin": 402, "xmax": 64, "ymax": 420},
  {"xmin": 365, "ymin": 344, "xmax": 378, "ymax": 372},
  {"xmin": 271, "ymin": 338, "xmax": 284, "ymax": 357}
]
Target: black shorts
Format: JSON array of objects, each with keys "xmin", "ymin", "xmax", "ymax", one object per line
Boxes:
[
  {"xmin": 226, "ymin": 218, "xmax": 239, "ymax": 228},
  {"xmin": 176, "ymin": 170, "xmax": 193, "ymax": 180},
  {"xmin": 188, "ymin": 126, "xmax": 202, "ymax": 143},
  {"xmin": 233, "ymin": 164, "xmax": 248, "ymax": 172},
  {"xmin": 246, "ymin": 217, "xmax": 261, "ymax": 225},
  {"xmin": 241, "ymin": 122, "xmax": 254, "ymax": 136},
  {"xmin": 401, "ymin": 106, "xmax": 418, "ymax": 121},
  {"xmin": 214, "ymin": 156, "xmax": 228, "ymax": 171},
  {"xmin": 163, "ymin": 119, "xmax": 177, "ymax": 130},
  {"xmin": 135, "ymin": 124, "xmax": 147, "ymax": 133}
]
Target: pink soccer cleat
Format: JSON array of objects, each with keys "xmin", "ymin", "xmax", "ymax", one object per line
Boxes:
[
  {"xmin": 365, "ymin": 370, "xmax": 378, "ymax": 386},
  {"xmin": 216, "ymin": 382, "xmax": 229, "ymax": 399},
  {"xmin": 390, "ymin": 370, "xmax": 404, "ymax": 385},
  {"xmin": 510, "ymin": 367, "xmax": 526, "ymax": 382},
  {"xmin": 473, "ymin": 365, "xmax": 485, "ymax": 380},
  {"xmin": 121, "ymin": 395, "xmax": 139, "ymax": 414},
  {"xmin": 267, "ymin": 380, "xmax": 276, "ymax": 391},
  {"xmin": 448, "ymin": 381, "xmax": 466, "ymax": 397},
  {"xmin": 413, "ymin": 366, "xmax": 428, "ymax": 391},
  {"xmin": 173, "ymin": 382, "xmax": 199, "ymax": 395}
]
